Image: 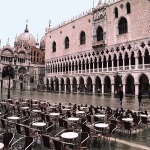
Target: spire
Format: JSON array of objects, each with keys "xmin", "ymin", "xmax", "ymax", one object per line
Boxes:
[
  {"xmin": 24, "ymin": 19, "xmax": 29, "ymax": 33},
  {"xmin": 49, "ymin": 19, "xmax": 51, "ymax": 27},
  {"xmin": 7, "ymin": 38, "xmax": 9, "ymax": 45},
  {"xmin": 93, "ymin": 0, "xmax": 95, "ymax": 8},
  {"xmin": 36, "ymin": 34, "xmax": 38, "ymax": 43},
  {"xmin": 15, "ymin": 34, "xmax": 17, "ymax": 42}
]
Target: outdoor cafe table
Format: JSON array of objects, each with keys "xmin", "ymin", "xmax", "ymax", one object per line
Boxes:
[
  {"xmin": 67, "ymin": 117, "xmax": 80, "ymax": 122},
  {"xmin": 95, "ymin": 114, "xmax": 105, "ymax": 118},
  {"xmin": 7, "ymin": 116, "xmax": 20, "ymax": 120},
  {"xmin": 32, "ymin": 122, "xmax": 47, "ymax": 133},
  {"xmin": 94, "ymin": 123, "xmax": 109, "ymax": 128},
  {"xmin": 122, "ymin": 118, "xmax": 133, "ymax": 122},
  {"xmin": 61, "ymin": 132, "xmax": 78, "ymax": 140},
  {"xmin": 0, "ymin": 142, "xmax": 4, "ymax": 149},
  {"xmin": 32, "ymin": 109, "xmax": 41, "ymax": 113},
  {"xmin": 49, "ymin": 113, "xmax": 60, "ymax": 116},
  {"xmin": 140, "ymin": 114, "xmax": 150, "ymax": 117},
  {"xmin": 21, "ymin": 107, "xmax": 29, "ymax": 110}
]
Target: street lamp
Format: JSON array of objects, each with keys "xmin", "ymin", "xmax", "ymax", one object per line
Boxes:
[{"xmin": 7, "ymin": 60, "xmax": 12, "ymax": 99}]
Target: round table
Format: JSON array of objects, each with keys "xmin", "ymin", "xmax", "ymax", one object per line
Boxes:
[
  {"xmin": 21, "ymin": 107, "xmax": 29, "ymax": 110},
  {"xmin": 122, "ymin": 118, "xmax": 133, "ymax": 122},
  {"xmin": 68, "ymin": 117, "xmax": 80, "ymax": 121},
  {"xmin": 32, "ymin": 122, "xmax": 46, "ymax": 127},
  {"xmin": 94, "ymin": 123, "xmax": 109, "ymax": 128},
  {"xmin": 62, "ymin": 108, "xmax": 71, "ymax": 111},
  {"xmin": 95, "ymin": 114, "xmax": 105, "ymax": 118},
  {"xmin": 0, "ymin": 142, "xmax": 4, "ymax": 149},
  {"xmin": 76, "ymin": 111, "xmax": 85, "ymax": 114},
  {"xmin": 32, "ymin": 109, "xmax": 41, "ymax": 113},
  {"xmin": 61, "ymin": 132, "xmax": 78, "ymax": 139},
  {"xmin": 140, "ymin": 114, "xmax": 150, "ymax": 117},
  {"xmin": 7, "ymin": 116, "xmax": 20, "ymax": 120},
  {"xmin": 49, "ymin": 113, "xmax": 60, "ymax": 116}
]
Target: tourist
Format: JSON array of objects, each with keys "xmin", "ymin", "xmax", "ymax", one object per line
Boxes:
[
  {"xmin": 138, "ymin": 89, "xmax": 143, "ymax": 107},
  {"xmin": 148, "ymin": 89, "xmax": 150, "ymax": 100},
  {"xmin": 118, "ymin": 88, "xmax": 123, "ymax": 106}
]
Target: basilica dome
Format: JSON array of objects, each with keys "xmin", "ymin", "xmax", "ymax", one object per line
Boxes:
[{"xmin": 16, "ymin": 25, "xmax": 36, "ymax": 47}]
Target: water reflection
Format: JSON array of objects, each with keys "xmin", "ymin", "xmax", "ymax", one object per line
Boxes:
[{"xmin": 1, "ymin": 90, "xmax": 149, "ymax": 111}]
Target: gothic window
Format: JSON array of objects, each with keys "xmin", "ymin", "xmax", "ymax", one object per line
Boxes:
[
  {"xmin": 52, "ymin": 41, "xmax": 56, "ymax": 52},
  {"xmin": 65, "ymin": 36, "xmax": 69, "ymax": 49},
  {"xmin": 126, "ymin": 2, "xmax": 131, "ymax": 14},
  {"xmin": 118, "ymin": 17, "xmax": 128, "ymax": 34},
  {"xmin": 80, "ymin": 31, "xmax": 86, "ymax": 45},
  {"xmin": 96, "ymin": 26, "xmax": 103, "ymax": 41},
  {"xmin": 114, "ymin": 7, "xmax": 118, "ymax": 18}
]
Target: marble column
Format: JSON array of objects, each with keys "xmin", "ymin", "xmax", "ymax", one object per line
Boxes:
[{"xmin": 93, "ymin": 84, "xmax": 95, "ymax": 94}]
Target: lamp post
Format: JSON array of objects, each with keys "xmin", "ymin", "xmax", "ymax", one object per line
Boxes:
[{"xmin": 7, "ymin": 60, "xmax": 12, "ymax": 99}]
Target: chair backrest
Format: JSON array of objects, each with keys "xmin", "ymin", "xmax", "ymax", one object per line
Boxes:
[
  {"xmin": 141, "ymin": 117, "xmax": 148, "ymax": 125},
  {"xmin": 24, "ymin": 136, "xmax": 34, "ymax": 150},
  {"xmin": 42, "ymin": 135, "xmax": 51, "ymax": 149},
  {"xmin": 3, "ymin": 132, "xmax": 14, "ymax": 149},
  {"xmin": 63, "ymin": 120, "xmax": 68, "ymax": 129},
  {"xmin": 53, "ymin": 139, "xmax": 62, "ymax": 150},
  {"xmin": 58, "ymin": 118, "xmax": 64, "ymax": 127},
  {"xmin": 23, "ymin": 126, "xmax": 30, "ymax": 136},
  {"xmin": 80, "ymin": 132, "xmax": 89, "ymax": 148},
  {"xmin": 47, "ymin": 121, "xmax": 54, "ymax": 133},
  {"xmin": 109, "ymin": 123, "xmax": 117, "ymax": 134},
  {"xmin": 123, "ymin": 122, "xmax": 131, "ymax": 130},
  {"xmin": 15, "ymin": 123, "xmax": 22, "ymax": 135},
  {"xmin": 86, "ymin": 115, "xmax": 92, "ymax": 122},
  {"xmin": 81, "ymin": 123, "xmax": 87, "ymax": 132}
]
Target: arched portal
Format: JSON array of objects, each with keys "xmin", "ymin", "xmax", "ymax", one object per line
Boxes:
[
  {"xmin": 95, "ymin": 76, "xmax": 101, "ymax": 93},
  {"xmin": 72, "ymin": 77, "xmax": 77, "ymax": 93},
  {"xmin": 66, "ymin": 78, "xmax": 71, "ymax": 93},
  {"xmin": 54, "ymin": 77, "xmax": 59, "ymax": 92},
  {"xmin": 61, "ymin": 78, "xmax": 65, "ymax": 91},
  {"xmin": 126, "ymin": 75, "xmax": 134, "ymax": 94},
  {"xmin": 87, "ymin": 76, "xmax": 92, "ymax": 93},
  {"xmin": 79, "ymin": 77, "xmax": 84, "ymax": 92},
  {"xmin": 139, "ymin": 74, "xmax": 149, "ymax": 94},
  {"xmin": 104, "ymin": 76, "xmax": 111, "ymax": 93}
]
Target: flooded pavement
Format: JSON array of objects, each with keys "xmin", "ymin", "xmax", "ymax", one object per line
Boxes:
[
  {"xmin": 0, "ymin": 90, "xmax": 150, "ymax": 150},
  {"xmin": 1, "ymin": 90, "xmax": 149, "ymax": 112}
]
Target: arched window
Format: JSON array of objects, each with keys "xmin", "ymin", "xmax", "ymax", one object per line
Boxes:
[
  {"xmin": 52, "ymin": 41, "xmax": 56, "ymax": 52},
  {"xmin": 96, "ymin": 26, "xmax": 103, "ymax": 41},
  {"xmin": 118, "ymin": 17, "xmax": 128, "ymax": 34},
  {"xmin": 65, "ymin": 36, "xmax": 69, "ymax": 49},
  {"xmin": 80, "ymin": 31, "xmax": 86, "ymax": 45},
  {"xmin": 126, "ymin": 2, "xmax": 131, "ymax": 14},
  {"xmin": 114, "ymin": 7, "xmax": 118, "ymax": 18}
]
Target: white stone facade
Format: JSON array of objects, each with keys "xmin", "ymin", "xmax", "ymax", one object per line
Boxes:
[{"xmin": 45, "ymin": 0, "xmax": 150, "ymax": 96}]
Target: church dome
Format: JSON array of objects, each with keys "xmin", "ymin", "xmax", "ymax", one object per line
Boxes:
[
  {"xmin": 16, "ymin": 25, "xmax": 36, "ymax": 47},
  {"xmin": 40, "ymin": 35, "xmax": 46, "ymax": 50}
]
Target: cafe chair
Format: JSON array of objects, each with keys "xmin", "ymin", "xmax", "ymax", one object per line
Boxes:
[
  {"xmin": 77, "ymin": 132, "xmax": 89, "ymax": 149},
  {"xmin": 53, "ymin": 138, "xmax": 75, "ymax": 150},
  {"xmin": 102, "ymin": 123, "xmax": 117, "ymax": 141},
  {"xmin": 0, "ymin": 132, "xmax": 14, "ymax": 150},
  {"xmin": 42, "ymin": 134, "xmax": 54, "ymax": 149},
  {"xmin": 44, "ymin": 121, "xmax": 54, "ymax": 135},
  {"xmin": 11, "ymin": 136, "xmax": 34, "ymax": 150}
]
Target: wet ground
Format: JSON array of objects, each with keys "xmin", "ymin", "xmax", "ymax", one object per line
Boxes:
[{"xmin": 0, "ymin": 90, "xmax": 150, "ymax": 150}]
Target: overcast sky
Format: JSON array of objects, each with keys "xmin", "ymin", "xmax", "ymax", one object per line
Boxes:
[{"xmin": 0, "ymin": 0, "xmax": 101, "ymax": 47}]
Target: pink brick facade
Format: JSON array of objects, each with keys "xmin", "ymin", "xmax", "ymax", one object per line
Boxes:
[{"xmin": 45, "ymin": 0, "xmax": 150, "ymax": 96}]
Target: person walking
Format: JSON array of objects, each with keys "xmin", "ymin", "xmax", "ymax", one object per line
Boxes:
[
  {"xmin": 118, "ymin": 88, "xmax": 123, "ymax": 107},
  {"xmin": 138, "ymin": 89, "xmax": 143, "ymax": 107},
  {"xmin": 148, "ymin": 89, "xmax": 150, "ymax": 100}
]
